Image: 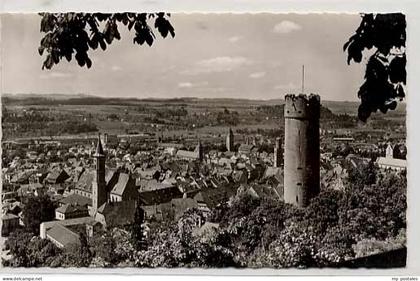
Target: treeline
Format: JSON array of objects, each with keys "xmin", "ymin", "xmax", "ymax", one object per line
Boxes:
[{"xmin": 2, "ymin": 96, "xmax": 198, "ymax": 107}]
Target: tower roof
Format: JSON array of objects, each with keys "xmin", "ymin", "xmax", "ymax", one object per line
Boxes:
[{"xmin": 94, "ymin": 134, "xmax": 105, "ymax": 157}]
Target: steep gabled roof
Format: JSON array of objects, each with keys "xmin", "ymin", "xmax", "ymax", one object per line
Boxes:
[
  {"xmin": 111, "ymin": 173, "xmax": 134, "ymax": 196},
  {"xmin": 97, "ymin": 200, "xmax": 137, "ymax": 227},
  {"xmin": 60, "ymin": 193, "xmax": 92, "ymax": 207},
  {"xmin": 75, "ymin": 169, "xmax": 94, "ymax": 192}
]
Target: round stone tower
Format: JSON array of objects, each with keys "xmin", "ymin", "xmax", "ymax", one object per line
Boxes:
[{"xmin": 284, "ymin": 94, "xmax": 320, "ymax": 207}]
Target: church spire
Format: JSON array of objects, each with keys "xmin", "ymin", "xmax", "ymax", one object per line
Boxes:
[
  {"xmin": 92, "ymin": 133, "xmax": 107, "ymax": 214},
  {"xmin": 94, "ymin": 133, "xmax": 105, "ymax": 157}
]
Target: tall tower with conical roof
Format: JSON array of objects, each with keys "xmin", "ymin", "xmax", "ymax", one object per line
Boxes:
[
  {"xmin": 92, "ymin": 134, "xmax": 107, "ymax": 214},
  {"xmin": 195, "ymin": 139, "xmax": 205, "ymax": 162},
  {"xmin": 226, "ymin": 128, "xmax": 234, "ymax": 152}
]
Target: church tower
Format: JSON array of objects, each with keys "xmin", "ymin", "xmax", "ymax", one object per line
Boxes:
[
  {"xmin": 195, "ymin": 140, "xmax": 205, "ymax": 162},
  {"xmin": 226, "ymin": 128, "xmax": 234, "ymax": 152},
  {"xmin": 274, "ymin": 137, "xmax": 282, "ymax": 168},
  {"xmin": 92, "ymin": 134, "xmax": 107, "ymax": 214},
  {"xmin": 386, "ymin": 143, "xmax": 393, "ymax": 158},
  {"xmin": 284, "ymin": 94, "xmax": 320, "ymax": 207}
]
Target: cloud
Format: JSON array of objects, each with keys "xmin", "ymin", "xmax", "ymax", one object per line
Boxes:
[
  {"xmin": 178, "ymin": 82, "xmax": 193, "ymax": 88},
  {"xmin": 249, "ymin": 72, "xmax": 266, "ymax": 79},
  {"xmin": 184, "ymin": 56, "xmax": 252, "ymax": 75},
  {"xmin": 273, "ymin": 20, "xmax": 302, "ymax": 34},
  {"xmin": 228, "ymin": 36, "xmax": 242, "ymax": 43},
  {"xmin": 111, "ymin": 65, "xmax": 122, "ymax": 71},
  {"xmin": 39, "ymin": 72, "xmax": 73, "ymax": 79},
  {"xmin": 178, "ymin": 81, "xmax": 209, "ymax": 88}
]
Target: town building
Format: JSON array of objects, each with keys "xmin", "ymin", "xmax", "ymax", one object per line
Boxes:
[
  {"xmin": 41, "ymin": 134, "xmax": 140, "ymax": 246},
  {"xmin": 274, "ymin": 137, "xmax": 282, "ymax": 168}
]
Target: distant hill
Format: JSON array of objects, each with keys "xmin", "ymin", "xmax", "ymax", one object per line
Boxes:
[
  {"xmin": 1, "ymin": 93, "xmax": 406, "ymax": 118},
  {"xmin": 2, "ymin": 93, "xmax": 91, "ymax": 100}
]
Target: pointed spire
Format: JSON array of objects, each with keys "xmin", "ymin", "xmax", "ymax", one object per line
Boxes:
[{"xmin": 94, "ymin": 133, "xmax": 105, "ymax": 157}]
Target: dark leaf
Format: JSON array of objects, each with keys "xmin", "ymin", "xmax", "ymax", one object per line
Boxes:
[
  {"xmin": 343, "ymin": 35, "xmax": 356, "ymax": 52},
  {"xmin": 38, "ymin": 46, "xmax": 45, "ymax": 56},
  {"xmin": 86, "ymin": 56, "xmax": 92, "ymax": 68},
  {"xmin": 389, "ymin": 55, "xmax": 406, "ymax": 84},
  {"xmin": 65, "ymin": 51, "xmax": 72, "ymax": 62},
  {"xmin": 38, "ymin": 12, "xmax": 175, "ymax": 70},
  {"xmin": 128, "ymin": 20, "xmax": 135, "ymax": 31},
  {"xmin": 99, "ymin": 38, "xmax": 107, "ymax": 50},
  {"xmin": 113, "ymin": 24, "xmax": 121, "ymax": 40},
  {"xmin": 44, "ymin": 54, "xmax": 54, "ymax": 70},
  {"xmin": 365, "ymin": 55, "xmax": 388, "ymax": 82},
  {"xmin": 145, "ymin": 32, "xmax": 154, "ymax": 46},
  {"xmin": 51, "ymin": 50, "xmax": 59, "ymax": 64},
  {"xmin": 347, "ymin": 41, "xmax": 363, "ymax": 64},
  {"xmin": 75, "ymin": 52, "xmax": 86, "ymax": 67},
  {"xmin": 89, "ymin": 36, "xmax": 98, "ymax": 50},
  {"xmin": 395, "ymin": 84, "xmax": 405, "ymax": 99}
]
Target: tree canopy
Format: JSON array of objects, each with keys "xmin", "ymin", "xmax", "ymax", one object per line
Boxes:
[
  {"xmin": 21, "ymin": 195, "xmax": 57, "ymax": 235},
  {"xmin": 344, "ymin": 13, "xmax": 406, "ymax": 122},
  {"xmin": 39, "ymin": 12, "xmax": 175, "ymax": 69}
]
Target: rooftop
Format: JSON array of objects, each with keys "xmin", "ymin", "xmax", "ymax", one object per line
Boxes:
[{"xmin": 46, "ymin": 224, "xmax": 80, "ymax": 248}]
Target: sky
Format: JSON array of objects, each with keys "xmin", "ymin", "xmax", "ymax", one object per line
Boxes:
[{"xmin": 1, "ymin": 13, "xmax": 366, "ymax": 101}]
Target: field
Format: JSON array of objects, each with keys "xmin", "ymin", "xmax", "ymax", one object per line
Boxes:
[{"xmin": 1, "ymin": 94, "xmax": 406, "ymax": 141}]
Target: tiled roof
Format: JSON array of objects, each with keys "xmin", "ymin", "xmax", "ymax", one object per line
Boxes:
[
  {"xmin": 46, "ymin": 224, "xmax": 80, "ymax": 248},
  {"xmin": 238, "ymin": 144, "xmax": 254, "ymax": 154},
  {"xmin": 193, "ymin": 183, "xmax": 237, "ymax": 209},
  {"xmin": 376, "ymin": 157, "xmax": 407, "ymax": 168},
  {"xmin": 176, "ymin": 150, "xmax": 199, "ymax": 159},
  {"xmin": 111, "ymin": 173, "xmax": 131, "ymax": 196},
  {"xmin": 75, "ymin": 169, "xmax": 94, "ymax": 192},
  {"xmin": 56, "ymin": 203, "xmax": 88, "ymax": 214},
  {"xmin": 45, "ymin": 168, "xmax": 69, "ymax": 183},
  {"xmin": 97, "ymin": 200, "xmax": 137, "ymax": 227},
  {"xmin": 139, "ymin": 185, "xmax": 183, "ymax": 205},
  {"xmin": 60, "ymin": 193, "xmax": 92, "ymax": 206}
]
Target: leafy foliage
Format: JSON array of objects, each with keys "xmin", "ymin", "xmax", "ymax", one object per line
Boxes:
[
  {"xmin": 130, "ymin": 203, "xmax": 145, "ymax": 251},
  {"xmin": 133, "ymin": 209, "xmax": 238, "ymax": 268},
  {"xmin": 39, "ymin": 13, "xmax": 175, "ymax": 69},
  {"xmin": 55, "ymin": 232, "xmax": 92, "ymax": 267},
  {"xmin": 4, "ymin": 230, "xmax": 62, "ymax": 267},
  {"xmin": 21, "ymin": 195, "xmax": 57, "ymax": 235},
  {"xmin": 89, "ymin": 231, "xmax": 118, "ymax": 265},
  {"xmin": 4, "ymin": 166, "xmax": 406, "ymax": 268},
  {"xmin": 344, "ymin": 13, "xmax": 406, "ymax": 122}
]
